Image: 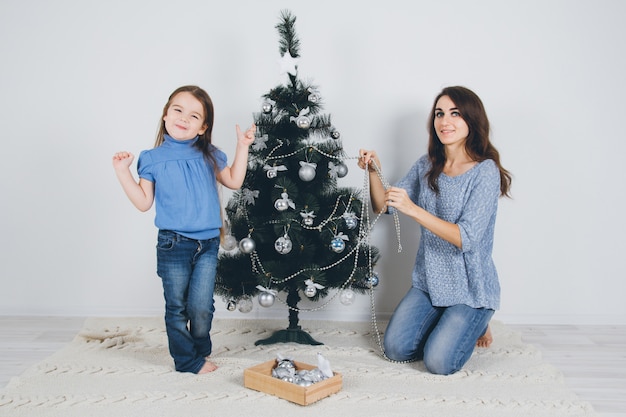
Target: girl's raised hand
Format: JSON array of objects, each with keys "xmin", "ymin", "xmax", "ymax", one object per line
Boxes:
[
  {"xmin": 236, "ymin": 123, "xmax": 257, "ymax": 147},
  {"xmin": 112, "ymin": 151, "xmax": 135, "ymax": 170}
]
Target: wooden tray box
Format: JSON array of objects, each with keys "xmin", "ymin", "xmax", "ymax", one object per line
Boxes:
[{"xmin": 244, "ymin": 359, "xmax": 342, "ymax": 405}]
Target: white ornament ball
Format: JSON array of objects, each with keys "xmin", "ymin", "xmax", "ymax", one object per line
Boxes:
[
  {"xmin": 238, "ymin": 296, "xmax": 253, "ymax": 313},
  {"xmin": 274, "ymin": 198, "xmax": 289, "ymax": 211},
  {"xmin": 221, "ymin": 235, "xmax": 237, "ymax": 251},
  {"xmin": 303, "ymin": 217, "xmax": 314, "ymax": 226},
  {"xmin": 258, "ymin": 292, "xmax": 275, "ymax": 307},
  {"xmin": 340, "ymin": 288, "xmax": 356, "ymax": 305},
  {"xmin": 239, "ymin": 237, "xmax": 256, "ymax": 254},
  {"xmin": 299, "ymin": 165, "xmax": 316, "ymax": 181}
]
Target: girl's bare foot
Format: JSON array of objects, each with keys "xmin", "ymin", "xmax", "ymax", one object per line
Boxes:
[
  {"xmin": 197, "ymin": 360, "xmax": 218, "ymax": 374},
  {"xmin": 476, "ymin": 325, "xmax": 493, "ymax": 348}
]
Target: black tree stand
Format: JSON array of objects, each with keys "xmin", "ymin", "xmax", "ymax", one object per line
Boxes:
[{"xmin": 255, "ymin": 282, "xmax": 323, "ymax": 346}]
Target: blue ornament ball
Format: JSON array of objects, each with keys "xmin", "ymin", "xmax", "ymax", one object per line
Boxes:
[{"xmin": 330, "ymin": 237, "xmax": 345, "ymax": 253}]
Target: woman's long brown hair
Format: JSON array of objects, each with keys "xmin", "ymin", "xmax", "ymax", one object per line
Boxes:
[{"xmin": 426, "ymin": 86, "xmax": 512, "ymax": 197}]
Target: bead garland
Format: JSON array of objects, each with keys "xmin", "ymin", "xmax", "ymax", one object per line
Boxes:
[{"xmin": 234, "ymin": 145, "xmax": 405, "ymax": 361}]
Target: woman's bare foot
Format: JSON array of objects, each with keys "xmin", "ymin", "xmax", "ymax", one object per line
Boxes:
[
  {"xmin": 197, "ymin": 360, "xmax": 218, "ymax": 374},
  {"xmin": 476, "ymin": 325, "xmax": 493, "ymax": 348}
]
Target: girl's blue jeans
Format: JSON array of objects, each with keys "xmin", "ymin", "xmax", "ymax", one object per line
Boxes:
[
  {"xmin": 156, "ymin": 230, "xmax": 219, "ymax": 373},
  {"xmin": 383, "ymin": 287, "xmax": 494, "ymax": 375}
]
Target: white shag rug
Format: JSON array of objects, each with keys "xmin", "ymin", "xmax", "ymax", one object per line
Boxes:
[{"xmin": 0, "ymin": 317, "xmax": 597, "ymax": 417}]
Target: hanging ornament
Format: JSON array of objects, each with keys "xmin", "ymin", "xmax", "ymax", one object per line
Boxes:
[
  {"xmin": 274, "ymin": 233, "xmax": 293, "ymax": 254},
  {"xmin": 330, "ymin": 232, "xmax": 349, "ymax": 253},
  {"xmin": 298, "ymin": 161, "xmax": 317, "ymax": 181},
  {"xmin": 295, "ymin": 115, "xmax": 311, "ymax": 129},
  {"xmin": 237, "ymin": 296, "xmax": 253, "ymax": 313},
  {"xmin": 343, "ymin": 212, "xmax": 358, "ymax": 230},
  {"xmin": 336, "ymin": 162, "xmax": 348, "ymax": 178},
  {"xmin": 274, "ymin": 192, "xmax": 295, "ymax": 212},
  {"xmin": 290, "ymin": 107, "xmax": 311, "ymax": 129},
  {"xmin": 308, "ymin": 92, "xmax": 321, "ymax": 104},
  {"xmin": 226, "ymin": 299, "xmax": 237, "ymax": 311},
  {"xmin": 304, "ymin": 279, "xmax": 325, "ymax": 298},
  {"xmin": 330, "ymin": 129, "xmax": 341, "ymax": 140},
  {"xmin": 239, "ymin": 237, "xmax": 256, "ymax": 254},
  {"xmin": 328, "ymin": 161, "xmax": 347, "ymax": 179},
  {"xmin": 300, "ymin": 210, "xmax": 316, "ymax": 226},
  {"xmin": 264, "ymin": 163, "xmax": 287, "ymax": 179},
  {"xmin": 252, "ymin": 134, "xmax": 269, "ymax": 151},
  {"xmin": 368, "ymin": 271, "xmax": 380, "ymax": 288},
  {"xmin": 261, "ymin": 101, "xmax": 273, "ymax": 114},
  {"xmin": 221, "ymin": 234, "xmax": 238, "ymax": 251},
  {"xmin": 340, "ymin": 288, "xmax": 356, "ymax": 306},
  {"xmin": 256, "ymin": 285, "xmax": 277, "ymax": 308},
  {"xmin": 274, "ymin": 198, "xmax": 289, "ymax": 211},
  {"xmin": 241, "ymin": 188, "xmax": 260, "ymax": 205}
]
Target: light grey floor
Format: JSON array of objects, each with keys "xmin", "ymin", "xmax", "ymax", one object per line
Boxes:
[{"xmin": 0, "ymin": 317, "xmax": 624, "ymax": 416}]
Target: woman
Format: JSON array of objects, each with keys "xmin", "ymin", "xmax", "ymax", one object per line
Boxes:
[{"xmin": 358, "ymin": 86, "xmax": 511, "ymax": 375}]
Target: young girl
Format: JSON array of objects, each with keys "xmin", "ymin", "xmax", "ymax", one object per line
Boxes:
[
  {"xmin": 358, "ymin": 86, "xmax": 511, "ymax": 375},
  {"xmin": 112, "ymin": 85, "xmax": 256, "ymax": 374}
]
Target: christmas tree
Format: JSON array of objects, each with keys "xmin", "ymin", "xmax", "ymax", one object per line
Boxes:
[{"xmin": 216, "ymin": 10, "xmax": 380, "ymax": 345}]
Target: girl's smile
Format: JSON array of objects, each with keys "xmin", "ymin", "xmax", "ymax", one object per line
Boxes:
[{"xmin": 163, "ymin": 91, "xmax": 207, "ymax": 141}]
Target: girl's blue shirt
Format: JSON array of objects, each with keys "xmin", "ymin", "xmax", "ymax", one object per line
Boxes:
[
  {"xmin": 137, "ymin": 135, "xmax": 227, "ymax": 240},
  {"xmin": 396, "ymin": 155, "xmax": 501, "ymax": 310}
]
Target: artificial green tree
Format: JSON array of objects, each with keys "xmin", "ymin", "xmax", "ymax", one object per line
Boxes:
[{"xmin": 216, "ymin": 10, "xmax": 379, "ymax": 345}]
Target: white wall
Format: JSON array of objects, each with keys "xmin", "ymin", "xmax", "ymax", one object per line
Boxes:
[{"xmin": 1, "ymin": 0, "xmax": 624, "ymax": 325}]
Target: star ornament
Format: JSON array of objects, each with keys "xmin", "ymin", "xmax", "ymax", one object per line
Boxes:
[{"xmin": 278, "ymin": 50, "xmax": 299, "ymax": 76}]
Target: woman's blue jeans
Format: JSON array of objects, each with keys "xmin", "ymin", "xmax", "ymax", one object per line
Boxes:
[
  {"xmin": 383, "ymin": 287, "xmax": 494, "ymax": 375},
  {"xmin": 156, "ymin": 230, "xmax": 219, "ymax": 373}
]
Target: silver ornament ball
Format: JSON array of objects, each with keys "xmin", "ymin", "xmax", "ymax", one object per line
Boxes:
[
  {"xmin": 340, "ymin": 288, "xmax": 356, "ymax": 305},
  {"xmin": 336, "ymin": 162, "xmax": 348, "ymax": 178},
  {"xmin": 304, "ymin": 285, "xmax": 317, "ymax": 298},
  {"xmin": 274, "ymin": 198, "xmax": 289, "ymax": 211},
  {"xmin": 303, "ymin": 217, "xmax": 314, "ymax": 226},
  {"xmin": 345, "ymin": 217, "xmax": 358, "ymax": 230},
  {"xmin": 258, "ymin": 291, "xmax": 275, "ymax": 308},
  {"xmin": 298, "ymin": 165, "xmax": 316, "ymax": 181},
  {"xmin": 261, "ymin": 102, "xmax": 273, "ymax": 114},
  {"xmin": 330, "ymin": 130, "xmax": 341, "ymax": 140},
  {"xmin": 226, "ymin": 299, "xmax": 237, "ymax": 311},
  {"xmin": 274, "ymin": 235, "xmax": 293, "ymax": 254},
  {"xmin": 237, "ymin": 296, "xmax": 253, "ymax": 313},
  {"xmin": 296, "ymin": 116, "xmax": 311, "ymax": 129},
  {"xmin": 266, "ymin": 169, "xmax": 277, "ymax": 179},
  {"xmin": 238, "ymin": 237, "xmax": 256, "ymax": 254}
]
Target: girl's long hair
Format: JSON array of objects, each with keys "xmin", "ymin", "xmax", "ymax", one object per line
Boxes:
[
  {"xmin": 426, "ymin": 86, "xmax": 512, "ymax": 197},
  {"xmin": 155, "ymin": 85, "xmax": 218, "ymax": 171}
]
